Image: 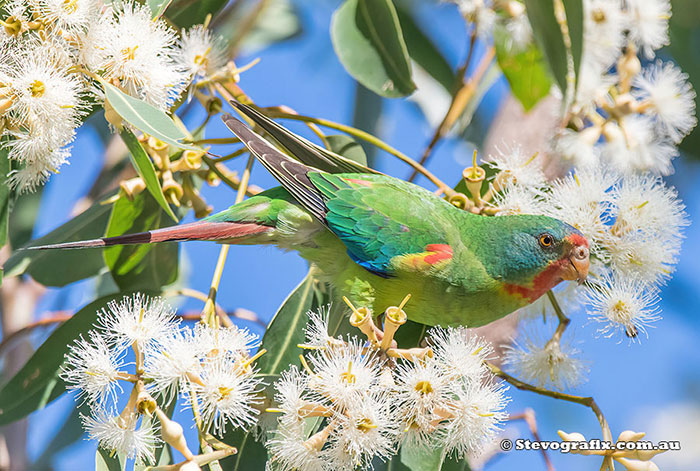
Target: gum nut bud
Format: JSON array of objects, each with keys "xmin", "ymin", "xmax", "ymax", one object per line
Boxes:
[
  {"xmin": 182, "ymin": 150, "xmax": 204, "ymax": 170},
  {"xmin": 156, "ymin": 408, "xmax": 194, "ymax": 460},
  {"xmin": 506, "ymin": 0, "xmax": 525, "ymax": 16},
  {"xmin": 618, "ymin": 430, "xmax": 645, "ymax": 443},
  {"xmin": 136, "ymin": 393, "xmax": 157, "ymax": 416},
  {"xmin": 120, "ymin": 177, "xmax": 146, "ymax": 199},
  {"xmin": 619, "ymin": 53, "xmax": 642, "ymax": 80},
  {"xmin": 557, "ymin": 430, "xmax": 586, "ymax": 442},
  {"xmin": 207, "ymin": 97, "xmax": 223, "ymax": 114},
  {"xmin": 162, "ymin": 171, "xmax": 184, "ymax": 201},
  {"xmin": 148, "ymin": 136, "xmax": 169, "ymax": 152},
  {"xmin": 602, "ymin": 121, "xmax": 624, "ymax": 143},
  {"xmin": 104, "ymin": 101, "xmax": 123, "ymax": 130}
]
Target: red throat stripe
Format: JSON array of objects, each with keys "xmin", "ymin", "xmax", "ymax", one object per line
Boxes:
[
  {"xmin": 503, "ymin": 257, "xmax": 569, "ymax": 303},
  {"xmin": 423, "ymin": 244, "xmax": 453, "ymax": 264}
]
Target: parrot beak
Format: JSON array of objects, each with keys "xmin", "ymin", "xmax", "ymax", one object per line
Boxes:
[{"xmin": 562, "ymin": 244, "xmax": 589, "ymax": 284}]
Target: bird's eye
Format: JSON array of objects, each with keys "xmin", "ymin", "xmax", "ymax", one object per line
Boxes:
[{"xmin": 539, "ymin": 234, "xmax": 554, "ymax": 247}]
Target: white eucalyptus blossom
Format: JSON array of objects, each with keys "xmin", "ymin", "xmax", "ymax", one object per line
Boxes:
[
  {"xmin": 440, "ymin": 380, "xmax": 509, "ymax": 459},
  {"xmin": 633, "ymin": 61, "xmax": 697, "ymax": 143},
  {"xmin": 82, "ymin": 410, "xmax": 160, "ymax": 464},
  {"xmin": 488, "ymin": 144, "xmax": 546, "ymax": 187},
  {"xmin": 307, "ymin": 340, "xmax": 384, "ymax": 409},
  {"xmin": 626, "ymin": 0, "xmax": 671, "ymax": 57},
  {"xmin": 61, "ymin": 331, "xmax": 124, "ymax": 408},
  {"xmin": 603, "ymin": 116, "xmax": 678, "ymax": 174},
  {"xmin": 177, "ymin": 25, "xmax": 227, "ymax": 81},
  {"xmin": 192, "ymin": 322, "xmax": 260, "ymax": 358},
  {"xmin": 492, "ymin": 184, "xmax": 547, "ymax": 216},
  {"xmin": 98, "ymin": 294, "xmax": 180, "ymax": 354},
  {"xmin": 80, "ymin": 1, "xmax": 187, "ymax": 109},
  {"xmin": 429, "ymin": 326, "xmax": 491, "ymax": 380},
  {"xmin": 503, "ymin": 328, "xmax": 588, "ymax": 390},
  {"xmin": 586, "ymin": 273, "xmax": 661, "ymax": 341},
  {"xmin": 192, "ymin": 353, "xmax": 263, "ymax": 433},
  {"xmin": 302, "ymin": 304, "xmax": 341, "ymax": 349},
  {"xmin": 267, "ymin": 423, "xmax": 327, "ymax": 471},
  {"xmin": 37, "ymin": 0, "xmax": 99, "ymax": 36},
  {"xmin": 553, "ymin": 127, "xmax": 601, "ymax": 168},
  {"xmin": 143, "ymin": 329, "xmax": 200, "ymax": 402},
  {"xmin": 583, "ymin": 0, "xmax": 628, "ymax": 71},
  {"xmin": 326, "ymin": 394, "xmax": 399, "ymax": 468},
  {"xmin": 394, "ymin": 359, "xmax": 452, "ymax": 448}
]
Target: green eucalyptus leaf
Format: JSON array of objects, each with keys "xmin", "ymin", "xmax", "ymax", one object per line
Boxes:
[
  {"xmin": 0, "ymin": 292, "xmax": 150, "ymax": 425},
  {"xmin": 331, "ymin": 0, "xmax": 416, "ymax": 98},
  {"xmin": 396, "ymin": 5, "xmax": 456, "ymax": 93},
  {"xmin": 120, "ymin": 127, "xmax": 178, "ymax": 223},
  {"xmin": 255, "ymin": 271, "xmax": 326, "ymax": 375},
  {"xmin": 563, "ymin": 0, "xmax": 584, "ymax": 92},
  {"xmin": 147, "ymin": 0, "xmax": 172, "ymax": 18},
  {"xmin": 326, "ymin": 134, "xmax": 368, "ymax": 166},
  {"xmin": 166, "ymin": 0, "xmax": 227, "ymax": 29},
  {"xmin": 0, "ymin": 147, "xmax": 9, "ymax": 250},
  {"xmin": 219, "ymin": 426, "xmax": 267, "ymax": 471},
  {"xmin": 523, "ymin": 0, "xmax": 568, "ymax": 96},
  {"xmin": 494, "ymin": 26, "xmax": 553, "ymax": 111},
  {"xmin": 101, "ymin": 80, "xmax": 199, "ymax": 152},
  {"xmin": 96, "ymin": 447, "xmax": 123, "ymax": 471},
  {"xmin": 104, "ymin": 192, "xmax": 179, "ymax": 291},
  {"xmin": 2, "ymin": 199, "xmax": 112, "ymax": 286}
]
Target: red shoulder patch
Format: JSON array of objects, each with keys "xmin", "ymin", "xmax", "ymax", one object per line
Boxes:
[{"xmin": 424, "ymin": 244, "xmax": 453, "ymax": 265}]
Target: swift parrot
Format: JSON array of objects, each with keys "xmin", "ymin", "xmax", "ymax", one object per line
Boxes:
[{"xmin": 29, "ymin": 102, "xmax": 590, "ymax": 327}]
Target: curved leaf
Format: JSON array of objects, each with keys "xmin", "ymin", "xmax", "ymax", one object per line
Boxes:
[
  {"xmin": 101, "ymin": 80, "xmax": 199, "ymax": 152},
  {"xmin": 120, "ymin": 128, "xmax": 178, "ymax": 223},
  {"xmin": 524, "ymin": 0, "xmax": 567, "ymax": 95},
  {"xmin": 331, "ymin": 0, "xmax": 416, "ymax": 98},
  {"xmin": 0, "ymin": 147, "xmax": 10, "ymax": 250},
  {"xmin": 2, "ymin": 199, "xmax": 112, "ymax": 286},
  {"xmin": 563, "ymin": 0, "xmax": 584, "ymax": 92},
  {"xmin": 104, "ymin": 191, "xmax": 179, "ymax": 291},
  {"xmin": 494, "ymin": 25, "xmax": 552, "ymax": 111},
  {"xmin": 326, "ymin": 134, "xmax": 368, "ymax": 166}
]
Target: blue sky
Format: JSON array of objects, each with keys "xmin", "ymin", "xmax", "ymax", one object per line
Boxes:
[{"xmin": 21, "ymin": 1, "xmax": 700, "ymax": 470}]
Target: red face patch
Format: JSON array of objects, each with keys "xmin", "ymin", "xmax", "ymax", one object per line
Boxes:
[{"xmin": 566, "ymin": 233, "xmax": 589, "ymax": 247}]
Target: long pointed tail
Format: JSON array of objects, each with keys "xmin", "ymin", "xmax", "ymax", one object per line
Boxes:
[{"xmin": 25, "ymin": 220, "xmax": 271, "ymax": 250}]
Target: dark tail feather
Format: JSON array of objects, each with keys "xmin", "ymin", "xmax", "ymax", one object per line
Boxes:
[
  {"xmin": 229, "ymin": 101, "xmax": 379, "ymax": 175},
  {"xmin": 25, "ymin": 221, "xmax": 271, "ymax": 250}
]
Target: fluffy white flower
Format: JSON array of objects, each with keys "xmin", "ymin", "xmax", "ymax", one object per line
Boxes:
[
  {"xmin": 82, "ymin": 410, "xmax": 160, "ymax": 464},
  {"xmin": 626, "ymin": 0, "xmax": 671, "ymax": 58},
  {"xmin": 488, "ymin": 144, "xmax": 546, "ymax": 187},
  {"xmin": 394, "ymin": 359, "xmax": 452, "ymax": 449},
  {"xmin": 585, "ymin": 273, "xmax": 661, "ymax": 341},
  {"xmin": 302, "ymin": 305, "xmax": 342, "ymax": 349},
  {"xmin": 326, "ymin": 394, "xmax": 399, "ymax": 469},
  {"xmin": 504, "ymin": 11, "xmax": 532, "ymax": 50},
  {"xmin": 503, "ymin": 328, "xmax": 588, "ymax": 390},
  {"xmin": 61, "ymin": 331, "xmax": 124, "ymax": 407},
  {"xmin": 633, "ymin": 61, "xmax": 697, "ymax": 143},
  {"xmin": 192, "ymin": 354, "xmax": 263, "ymax": 433},
  {"xmin": 80, "ymin": 1, "xmax": 187, "ymax": 109},
  {"xmin": 604, "ymin": 233, "xmax": 675, "ymax": 284},
  {"xmin": 37, "ymin": 0, "xmax": 99, "ymax": 36},
  {"xmin": 428, "ymin": 326, "xmax": 491, "ymax": 381},
  {"xmin": 553, "ymin": 126, "xmax": 601, "ymax": 168},
  {"xmin": 266, "ymin": 423, "xmax": 327, "ymax": 471},
  {"xmin": 273, "ymin": 366, "xmax": 315, "ymax": 431},
  {"xmin": 454, "ymin": 0, "xmax": 496, "ymax": 38},
  {"xmin": 143, "ymin": 328, "xmax": 200, "ymax": 402},
  {"xmin": 439, "ymin": 380, "xmax": 508, "ymax": 459},
  {"xmin": 493, "ymin": 184, "xmax": 547, "ymax": 216},
  {"xmin": 192, "ymin": 322, "xmax": 259, "ymax": 358},
  {"xmin": 177, "ymin": 25, "xmax": 226, "ymax": 81},
  {"xmin": 307, "ymin": 340, "xmax": 383, "ymax": 410},
  {"xmin": 98, "ymin": 294, "xmax": 179, "ymax": 354},
  {"xmin": 583, "ymin": 0, "xmax": 627, "ymax": 70},
  {"xmin": 602, "ymin": 117, "xmax": 678, "ymax": 174}
]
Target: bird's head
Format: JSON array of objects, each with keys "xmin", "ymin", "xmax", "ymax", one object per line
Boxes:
[{"xmin": 481, "ymin": 215, "xmax": 590, "ymax": 303}]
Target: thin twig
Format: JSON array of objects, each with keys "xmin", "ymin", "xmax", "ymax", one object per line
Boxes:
[
  {"xmin": 509, "ymin": 409, "xmax": 555, "ymax": 471},
  {"xmin": 486, "ymin": 362, "xmax": 613, "ymax": 470},
  {"xmin": 407, "ymin": 46, "xmax": 495, "ymax": 182}
]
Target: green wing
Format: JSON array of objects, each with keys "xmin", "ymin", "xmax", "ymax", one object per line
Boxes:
[{"xmin": 308, "ymin": 172, "xmax": 460, "ymax": 277}]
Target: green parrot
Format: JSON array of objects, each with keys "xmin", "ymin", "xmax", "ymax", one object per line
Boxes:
[{"xmin": 31, "ymin": 102, "xmax": 590, "ymax": 327}]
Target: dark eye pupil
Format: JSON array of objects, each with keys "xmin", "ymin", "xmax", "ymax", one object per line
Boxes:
[{"xmin": 541, "ymin": 235, "xmax": 552, "ymax": 246}]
